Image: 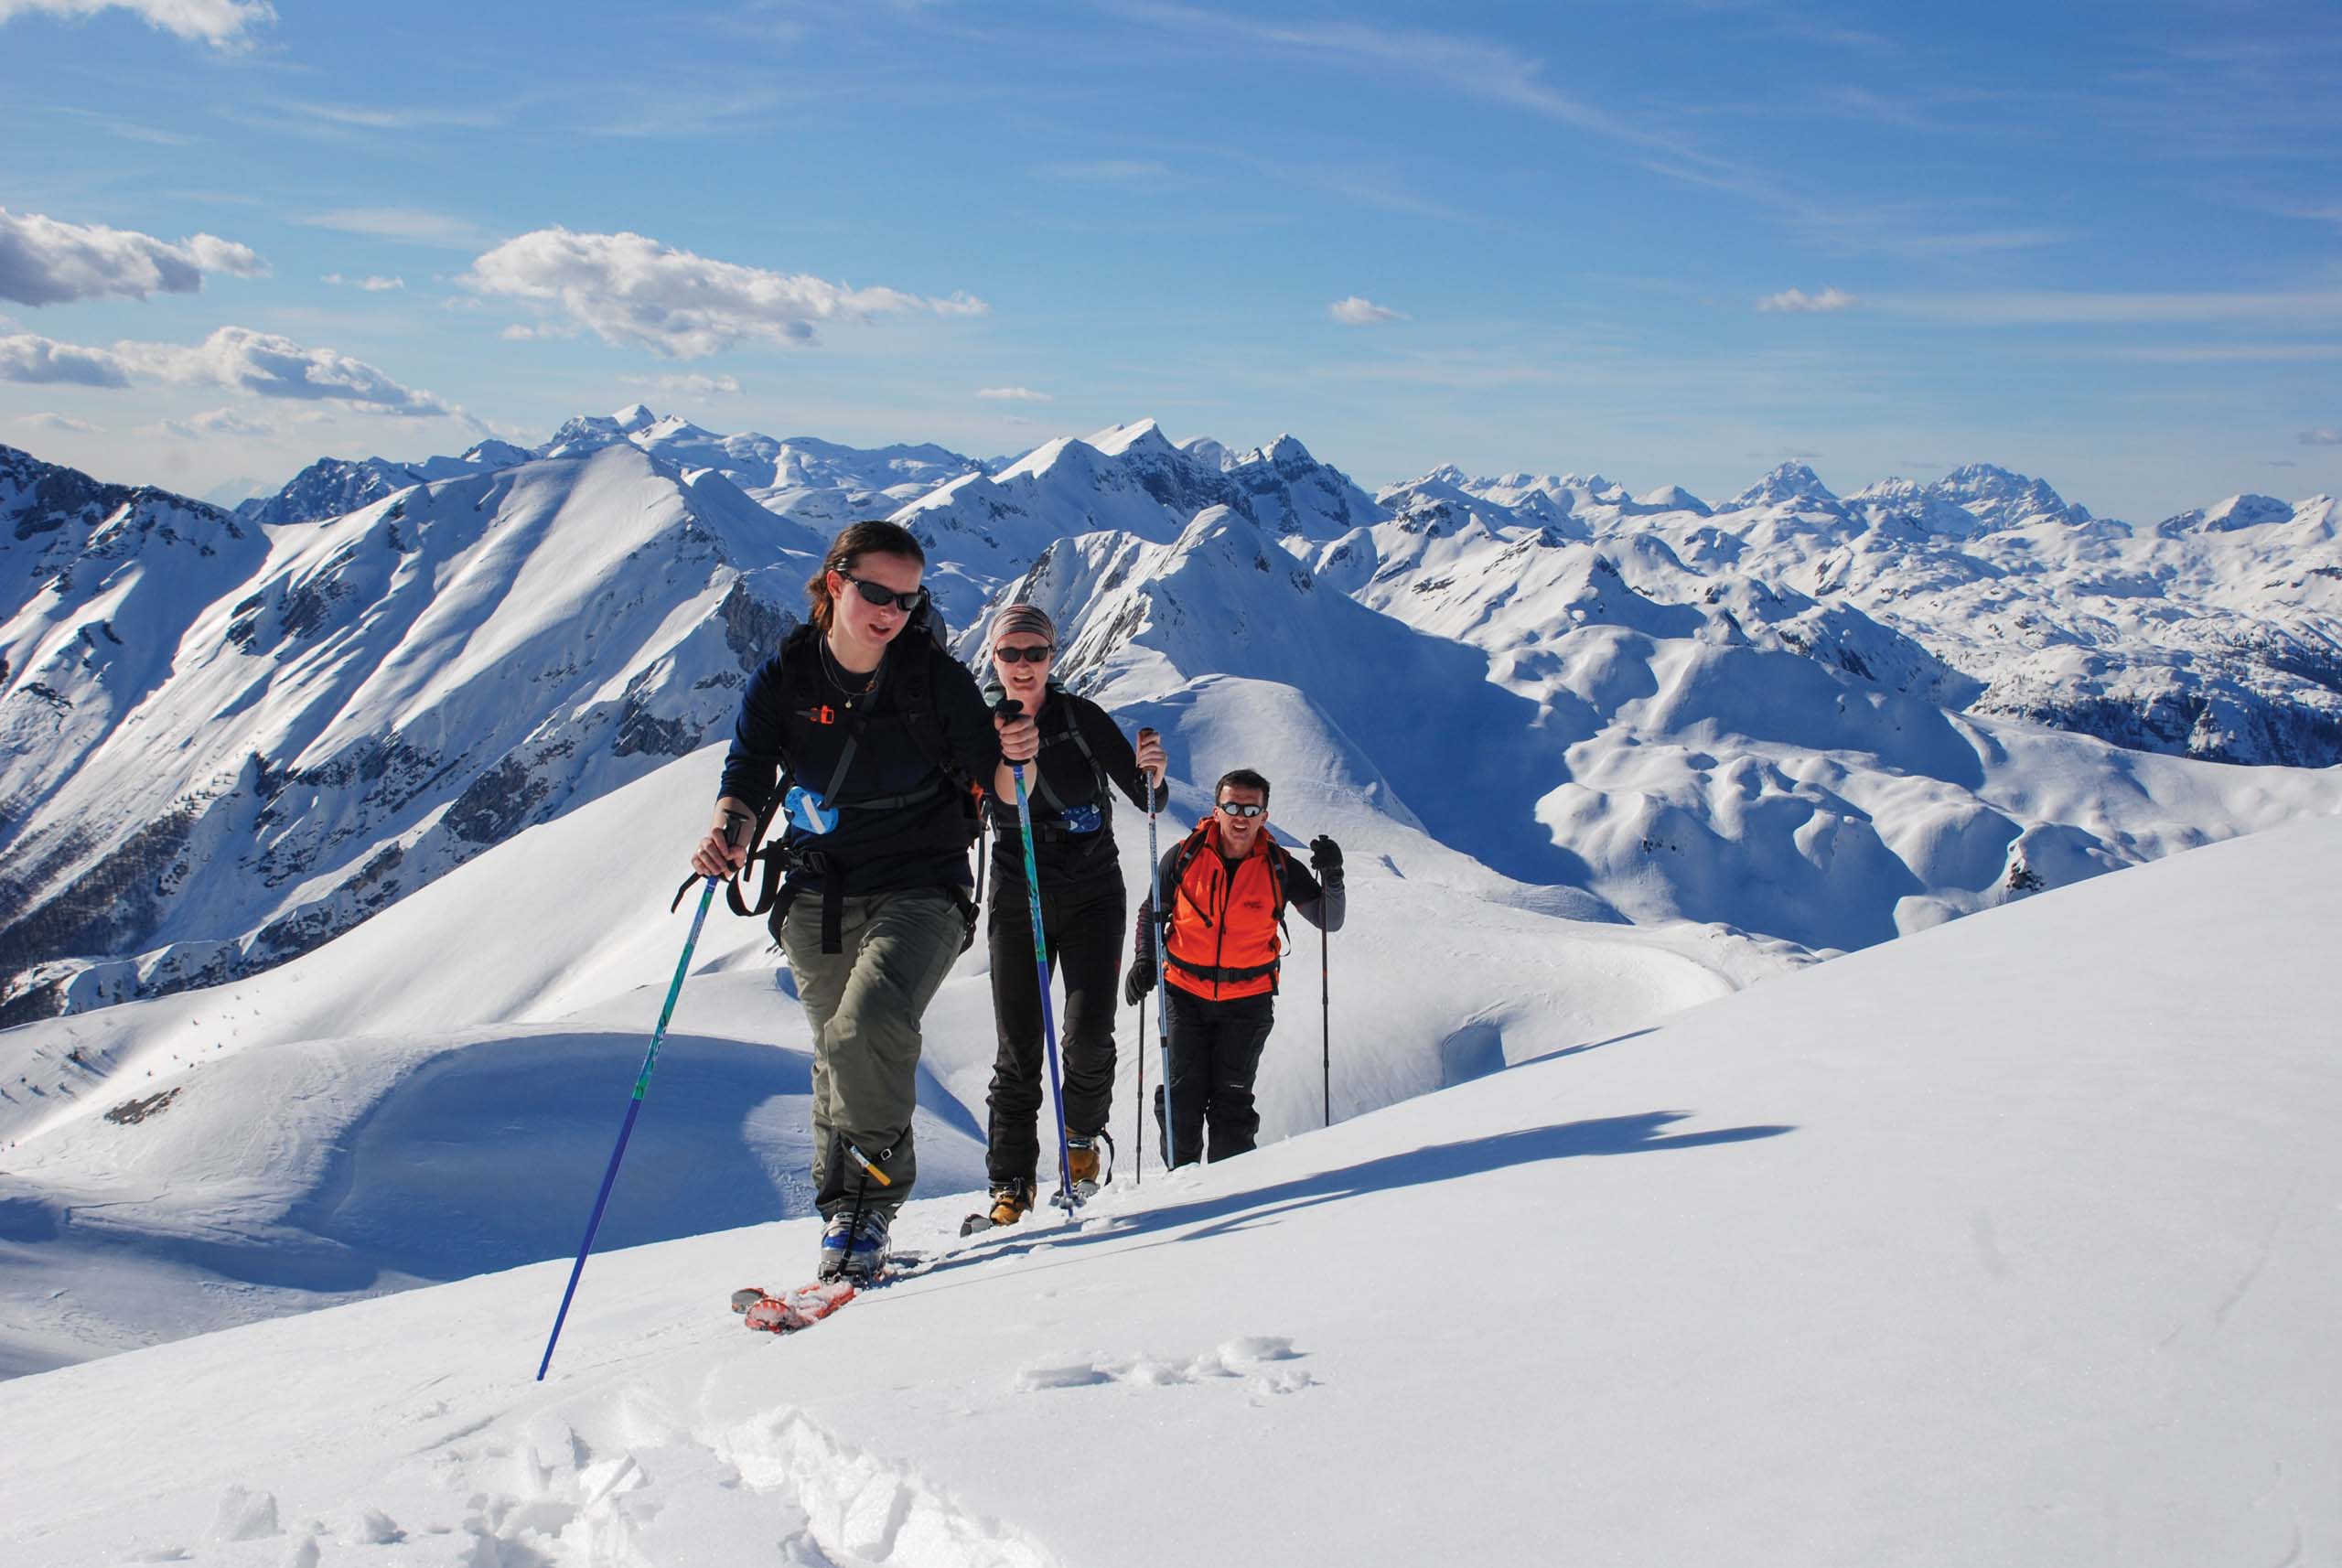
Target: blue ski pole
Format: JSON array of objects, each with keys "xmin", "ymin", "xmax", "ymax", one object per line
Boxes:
[
  {"xmin": 536, "ymin": 875, "xmax": 717, "ymax": 1380},
  {"xmin": 1000, "ymin": 700, "xmax": 1077, "ymax": 1211}
]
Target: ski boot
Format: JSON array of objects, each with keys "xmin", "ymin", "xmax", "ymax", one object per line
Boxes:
[
  {"xmin": 816, "ymin": 1208, "xmax": 891, "ymax": 1283},
  {"xmin": 961, "ymin": 1178, "xmax": 1033, "ymax": 1237},
  {"xmin": 1065, "ymin": 1131, "xmax": 1112, "ymax": 1198}
]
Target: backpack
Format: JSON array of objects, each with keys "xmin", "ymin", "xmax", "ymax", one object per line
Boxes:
[
  {"xmin": 981, "ymin": 678, "xmax": 1111, "ymax": 839},
  {"xmin": 689, "ymin": 607, "xmax": 984, "ymax": 950},
  {"xmin": 1157, "ymin": 822, "xmax": 1293, "ymax": 987}
]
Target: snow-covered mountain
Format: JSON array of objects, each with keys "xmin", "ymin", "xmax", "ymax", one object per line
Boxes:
[
  {"xmin": 1390, "ymin": 459, "xmax": 2342, "ymax": 769},
  {"xmin": 245, "ymin": 403, "xmax": 982, "ymax": 532},
  {"xmin": 3, "ymin": 811, "xmax": 2335, "ymax": 1563},
  {"xmin": 14, "ymin": 418, "xmax": 2342, "ymax": 1027},
  {"xmin": 1, "ymin": 440, "xmax": 822, "ymax": 1026},
  {"xmin": 233, "ymin": 441, "xmax": 533, "ymax": 528},
  {"xmin": 897, "ymin": 420, "xmax": 1378, "ymax": 624}
]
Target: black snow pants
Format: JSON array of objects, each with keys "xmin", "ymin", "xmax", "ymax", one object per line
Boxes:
[
  {"xmin": 985, "ymin": 865, "xmax": 1124, "ymax": 1186},
  {"xmin": 1153, "ymin": 986, "xmax": 1276, "ymax": 1167}
]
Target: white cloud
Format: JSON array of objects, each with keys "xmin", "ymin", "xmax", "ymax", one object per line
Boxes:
[
  {"xmin": 0, "ymin": 208, "xmax": 269, "ymax": 306},
  {"xmin": 464, "ymin": 228, "xmax": 989, "ymax": 360},
  {"xmin": 2303, "ymin": 429, "xmax": 2342, "ymax": 446},
  {"xmin": 17, "ymin": 410, "xmax": 102, "ymax": 433},
  {"xmin": 624, "ymin": 372, "xmax": 745, "ymax": 397},
  {"xmin": 0, "ymin": 326, "xmax": 460, "ymax": 418},
  {"xmin": 322, "ymin": 273, "xmax": 406, "ymax": 291},
  {"xmin": 0, "ymin": 333, "xmax": 131, "ymax": 386},
  {"xmin": 1328, "ymin": 295, "xmax": 1409, "ymax": 326},
  {"xmin": 299, "ymin": 207, "xmax": 488, "ymax": 250},
  {"xmin": 976, "ymin": 385, "xmax": 1052, "ymax": 402},
  {"xmin": 156, "ymin": 405, "xmax": 273, "ymax": 439},
  {"xmin": 0, "ymin": 0, "xmax": 275, "ymax": 49},
  {"xmin": 1757, "ymin": 287, "xmax": 1858, "ymax": 314}
]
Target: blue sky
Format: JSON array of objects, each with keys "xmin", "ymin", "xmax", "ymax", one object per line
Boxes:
[{"xmin": 3, "ymin": 0, "xmax": 2337, "ymax": 520}]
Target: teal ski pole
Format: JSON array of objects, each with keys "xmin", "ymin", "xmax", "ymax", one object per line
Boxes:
[
  {"xmin": 999, "ymin": 697, "xmax": 1079, "ymax": 1211},
  {"xmin": 536, "ymin": 875, "xmax": 716, "ymax": 1380}
]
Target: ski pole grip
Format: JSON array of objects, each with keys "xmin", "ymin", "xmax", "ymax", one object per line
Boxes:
[{"xmin": 993, "ymin": 696, "xmax": 1023, "ymax": 720}]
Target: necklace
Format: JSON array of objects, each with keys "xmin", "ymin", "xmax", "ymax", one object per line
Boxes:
[{"xmin": 819, "ymin": 637, "xmax": 879, "ymax": 705}]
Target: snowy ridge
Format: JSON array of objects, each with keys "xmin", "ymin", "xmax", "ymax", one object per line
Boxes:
[
  {"xmin": 3, "ymin": 816, "xmax": 2336, "ymax": 1563},
  {"xmin": 0, "ymin": 443, "xmax": 822, "ymax": 1025}
]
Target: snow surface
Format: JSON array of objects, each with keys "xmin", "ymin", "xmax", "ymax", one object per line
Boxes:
[
  {"xmin": 0, "ymin": 730, "xmax": 1787, "ymax": 1369},
  {"xmin": 3, "ymin": 813, "xmax": 2337, "ymax": 1565}
]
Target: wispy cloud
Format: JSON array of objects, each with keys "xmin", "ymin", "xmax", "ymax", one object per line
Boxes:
[
  {"xmin": 465, "ymin": 228, "xmax": 988, "ymax": 360},
  {"xmin": 1757, "ymin": 287, "xmax": 1856, "ymax": 314},
  {"xmin": 1876, "ymin": 287, "xmax": 2342, "ymax": 327},
  {"xmin": 17, "ymin": 410, "xmax": 101, "ymax": 433},
  {"xmin": 1, "ymin": 208, "xmax": 268, "ymax": 306},
  {"xmin": 298, "ymin": 207, "xmax": 489, "ymax": 250},
  {"xmin": 321, "ymin": 273, "xmax": 406, "ymax": 291},
  {"xmin": 581, "ymin": 87, "xmax": 789, "ymax": 140},
  {"xmin": 1328, "ymin": 295, "xmax": 1409, "ymax": 326},
  {"xmin": 1037, "ymin": 159, "xmax": 1171, "ymax": 182},
  {"xmin": 2095, "ymin": 343, "xmax": 2342, "ymax": 364},
  {"xmin": 1114, "ymin": 1, "xmax": 1685, "ymax": 156},
  {"xmin": 0, "ymin": 0, "xmax": 276, "ymax": 51},
  {"xmin": 155, "ymin": 404, "xmax": 272, "ymax": 439},
  {"xmin": 47, "ymin": 105, "xmax": 200, "ymax": 145},
  {"xmin": 976, "ymin": 385, "xmax": 1051, "ymax": 401},
  {"xmin": 266, "ymin": 97, "xmax": 508, "ymax": 131},
  {"xmin": 0, "ymin": 325, "xmax": 464, "ymax": 420},
  {"xmin": 2303, "ymin": 429, "xmax": 2342, "ymax": 446},
  {"xmin": 622, "ymin": 371, "xmax": 744, "ymax": 398}
]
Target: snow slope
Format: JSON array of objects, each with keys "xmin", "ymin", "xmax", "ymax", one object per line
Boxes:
[
  {"xmin": 0, "ymin": 674, "xmax": 1792, "ymax": 1369},
  {"xmin": 2, "ymin": 811, "xmax": 2335, "ymax": 1566}
]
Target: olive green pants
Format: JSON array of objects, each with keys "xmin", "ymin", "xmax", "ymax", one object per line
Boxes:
[{"xmin": 779, "ymin": 887, "xmax": 967, "ymax": 1219}]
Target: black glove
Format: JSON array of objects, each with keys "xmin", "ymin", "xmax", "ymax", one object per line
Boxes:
[
  {"xmin": 1123, "ymin": 957, "xmax": 1156, "ymax": 1006},
  {"xmin": 1308, "ymin": 834, "xmax": 1343, "ymax": 875}
]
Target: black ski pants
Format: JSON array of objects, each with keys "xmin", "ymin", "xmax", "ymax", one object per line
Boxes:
[
  {"xmin": 1153, "ymin": 986, "xmax": 1275, "ymax": 1167},
  {"xmin": 985, "ymin": 865, "xmax": 1123, "ymax": 1186}
]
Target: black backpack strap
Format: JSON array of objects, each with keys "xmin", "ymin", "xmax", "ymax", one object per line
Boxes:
[{"xmin": 1030, "ymin": 693, "xmax": 1101, "ymax": 815}]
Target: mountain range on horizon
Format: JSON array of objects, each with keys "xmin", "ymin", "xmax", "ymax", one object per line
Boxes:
[{"xmin": 3, "ymin": 405, "xmax": 2340, "ymax": 1037}]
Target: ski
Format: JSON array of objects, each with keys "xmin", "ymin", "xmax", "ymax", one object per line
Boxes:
[{"xmin": 730, "ymin": 1251, "xmax": 928, "ymax": 1335}]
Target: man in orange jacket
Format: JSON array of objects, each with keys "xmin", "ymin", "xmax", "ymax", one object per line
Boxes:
[{"xmin": 1123, "ymin": 768, "xmax": 1345, "ymax": 1166}]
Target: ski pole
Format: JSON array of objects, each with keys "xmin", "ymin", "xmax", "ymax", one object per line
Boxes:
[
  {"xmin": 1149, "ymin": 789, "xmax": 1176, "ymax": 1171},
  {"xmin": 1001, "ymin": 700, "xmax": 1077, "ymax": 1211},
  {"xmin": 1133, "ymin": 987, "xmax": 1144, "ymax": 1187},
  {"xmin": 536, "ymin": 875, "xmax": 716, "ymax": 1380},
  {"xmin": 1321, "ymin": 912, "xmax": 1331, "ymax": 1127}
]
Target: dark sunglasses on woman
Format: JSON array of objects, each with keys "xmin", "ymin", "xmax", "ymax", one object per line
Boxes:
[
  {"xmin": 1216, "ymin": 800, "xmax": 1266, "ymax": 819},
  {"xmin": 994, "ymin": 645, "xmax": 1054, "ymax": 664},
  {"xmin": 834, "ymin": 569, "xmax": 928, "ymax": 613}
]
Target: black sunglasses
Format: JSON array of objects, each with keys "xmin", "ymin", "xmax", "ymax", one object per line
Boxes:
[
  {"xmin": 994, "ymin": 645, "xmax": 1055, "ymax": 664},
  {"xmin": 1215, "ymin": 800, "xmax": 1266, "ymax": 819},
  {"xmin": 834, "ymin": 568, "xmax": 928, "ymax": 614}
]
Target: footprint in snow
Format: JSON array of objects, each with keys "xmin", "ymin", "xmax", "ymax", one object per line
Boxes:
[{"xmin": 1014, "ymin": 1336, "xmax": 1312, "ymax": 1398}]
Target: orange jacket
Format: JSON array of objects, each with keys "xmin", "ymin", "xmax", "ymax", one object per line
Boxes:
[{"xmin": 1161, "ymin": 817, "xmax": 1289, "ymax": 1002}]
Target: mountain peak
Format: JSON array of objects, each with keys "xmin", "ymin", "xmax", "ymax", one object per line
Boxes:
[
  {"xmin": 1727, "ymin": 462, "xmax": 1842, "ymax": 512},
  {"xmin": 1088, "ymin": 419, "xmax": 1177, "ymax": 459}
]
